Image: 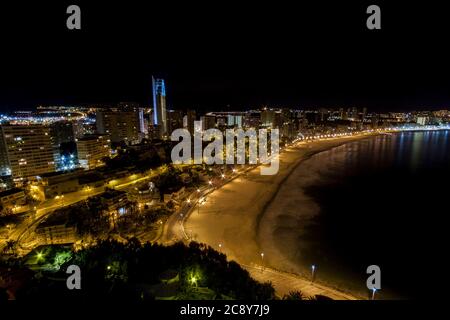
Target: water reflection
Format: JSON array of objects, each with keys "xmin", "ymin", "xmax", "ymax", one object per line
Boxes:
[{"xmin": 266, "ymin": 131, "xmax": 450, "ymax": 299}]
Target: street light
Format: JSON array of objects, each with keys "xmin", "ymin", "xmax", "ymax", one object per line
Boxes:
[
  {"xmin": 59, "ymin": 194, "xmax": 65, "ymax": 206},
  {"xmin": 189, "ymin": 275, "xmax": 199, "ymax": 287},
  {"xmin": 311, "ymin": 264, "xmax": 316, "ymax": 282},
  {"xmin": 260, "ymin": 252, "xmax": 264, "ymax": 272},
  {"xmin": 36, "ymin": 251, "xmax": 44, "ymax": 262}
]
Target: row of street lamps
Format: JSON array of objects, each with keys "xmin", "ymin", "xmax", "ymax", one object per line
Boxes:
[{"xmin": 259, "ymin": 255, "xmax": 378, "ymax": 300}]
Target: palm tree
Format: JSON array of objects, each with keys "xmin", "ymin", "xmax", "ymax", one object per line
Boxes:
[{"xmin": 283, "ymin": 290, "xmax": 306, "ymax": 300}]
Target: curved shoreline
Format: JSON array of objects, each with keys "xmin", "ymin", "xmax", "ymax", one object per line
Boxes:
[
  {"xmin": 254, "ymin": 138, "xmax": 373, "ymax": 241},
  {"xmin": 256, "ymin": 137, "xmax": 380, "ymax": 299},
  {"xmin": 256, "ymin": 139, "xmax": 372, "ymax": 299},
  {"xmin": 185, "ymin": 133, "xmax": 379, "ymax": 299}
]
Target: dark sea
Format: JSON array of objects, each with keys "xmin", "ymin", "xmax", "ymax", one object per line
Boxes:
[{"xmin": 267, "ymin": 131, "xmax": 450, "ymax": 299}]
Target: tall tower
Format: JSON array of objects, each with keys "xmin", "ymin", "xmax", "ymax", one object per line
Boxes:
[{"xmin": 152, "ymin": 76, "xmax": 167, "ymax": 137}]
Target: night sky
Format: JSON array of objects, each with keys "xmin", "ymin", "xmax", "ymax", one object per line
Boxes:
[{"xmin": 1, "ymin": 1, "xmax": 450, "ymax": 112}]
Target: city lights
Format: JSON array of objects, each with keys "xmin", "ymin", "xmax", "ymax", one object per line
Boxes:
[{"xmin": 1, "ymin": 12, "xmax": 449, "ymax": 304}]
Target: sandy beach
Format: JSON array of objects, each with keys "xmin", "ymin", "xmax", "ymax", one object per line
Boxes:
[{"xmin": 185, "ymin": 134, "xmax": 376, "ymax": 298}]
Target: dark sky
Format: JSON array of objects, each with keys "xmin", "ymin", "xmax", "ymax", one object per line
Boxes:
[{"xmin": 1, "ymin": 1, "xmax": 450, "ymax": 112}]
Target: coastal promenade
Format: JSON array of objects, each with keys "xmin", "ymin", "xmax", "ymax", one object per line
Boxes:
[{"xmin": 244, "ymin": 264, "xmax": 357, "ymax": 300}]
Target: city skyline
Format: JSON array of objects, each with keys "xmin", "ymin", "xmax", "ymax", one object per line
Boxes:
[{"xmin": 1, "ymin": 1, "xmax": 448, "ymax": 305}]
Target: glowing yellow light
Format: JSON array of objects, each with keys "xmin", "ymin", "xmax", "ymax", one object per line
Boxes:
[{"xmin": 36, "ymin": 251, "xmax": 45, "ymax": 262}]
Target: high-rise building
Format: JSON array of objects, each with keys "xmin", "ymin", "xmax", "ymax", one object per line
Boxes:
[
  {"xmin": 76, "ymin": 134, "xmax": 111, "ymax": 170},
  {"xmin": 49, "ymin": 120, "xmax": 76, "ymax": 171},
  {"xmin": 318, "ymin": 108, "xmax": 329, "ymax": 122},
  {"xmin": 0, "ymin": 124, "xmax": 56, "ymax": 182},
  {"xmin": 273, "ymin": 111, "xmax": 283, "ymax": 129},
  {"xmin": 362, "ymin": 107, "xmax": 368, "ymax": 120},
  {"xmin": 225, "ymin": 114, "xmax": 243, "ymax": 128},
  {"xmin": 350, "ymin": 107, "xmax": 359, "ymax": 120},
  {"xmin": 152, "ymin": 76, "xmax": 167, "ymax": 137},
  {"xmin": 183, "ymin": 110, "xmax": 196, "ymax": 135},
  {"xmin": 96, "ymin": 109, "xmax": 141, "ymax": 144},
  {"xmin": 167, "ymin": 110, "xmax": 184, "ymax": 134},
  {"xmin": 243, "ymin": 111, "xmax": 261, "ymax": 128},
  {"xmin": 49, "ymin": 121, "xmax": 75, "ymax": 147},
  {"xmin": 117, "ymin": 102, "xmax": 146, "ymax": 137},
  {"xmin": 0, "ymin": 131, "xmax": 9, "ymax": 177},
  {"xmin": 73, "ymin": 119, "xmax": 96, "ymax": 138},
  {"xmin": 148, "ymin": 125, "xmax": 161, "ymax": 140},
  {"xmin": 200, "ymin": 115, "xmax": 217, "ymax": 131},
  {"xmin": 261, "ymin": 109, "xmax": 276, "ymax": 128},
  {"xmin": 417, "ymin": 116, "xmax": 429, "ymax": 126}
]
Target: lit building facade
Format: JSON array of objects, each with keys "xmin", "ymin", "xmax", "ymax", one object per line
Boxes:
[
  {"xmin": 152, "ymin": 76, "xmax": 168, "ymax": 137},
  {"xmin": 76, "ymin": 134, "xmax": 111, "ymax": 170},
  {"xmin": 0, "ymin": 124, "xmax": 56, "ymax": 182},
  {"xmin": 200, "ymin": 115, "xmax": 217, "ymax": 131},
  {"xmin": 49, "ymin": 120, "xmax": 75, "ymax": 147},
  {"xmin": 96, "ymin": 109, "xmax": 141, "ymax": 144},
  {"xmin": 417, "ymin": 116, "xmax": 429, "ymax": 126},
  {"xmin": 183, "ymin": 110, "xmax": 196, "ymax": 135},
  {"xmin": 167, "ymin": 110, "xmax": 184, "ymax": 134},
  {"xmin": 0, "ymin": 188, "xmax": 26, "ymax": 214}
]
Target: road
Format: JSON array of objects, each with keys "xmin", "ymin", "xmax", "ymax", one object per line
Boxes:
[
  {"xmin": 0, "ymin": 185, "xmax": 107, "ymax": 253},
  {"xmin": 1, "ymin": 167, "xmax": 165, "ymax": 253},
  {"xmin": 157, "ymin": 164, "xmax": 254, "ymax": 244},
  {"xmin": 158, "ymin": 185, "xmax": 225, "ymax": 244}
]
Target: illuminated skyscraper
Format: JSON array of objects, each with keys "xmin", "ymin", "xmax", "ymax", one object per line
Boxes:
[{"xmin": 152, "ymin": 76, "xmax": 167, "ymax": 137}]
